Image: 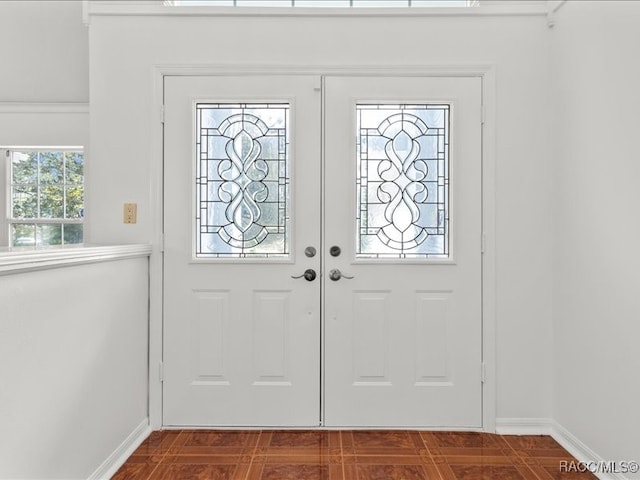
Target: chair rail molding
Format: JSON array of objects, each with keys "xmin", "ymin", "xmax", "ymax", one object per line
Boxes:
[{"xmin": 0, "ymin": 244, "xmax": 152, "ymax": 275}]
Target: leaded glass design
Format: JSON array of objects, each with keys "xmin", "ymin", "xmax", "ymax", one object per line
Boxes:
[
  {"xmin": 195, "ymin": 103, "xmax": 290, "ymax": 258},
  {"xmin": 356, "ymin": 104, "xmax": 449, "ymax": 259}
]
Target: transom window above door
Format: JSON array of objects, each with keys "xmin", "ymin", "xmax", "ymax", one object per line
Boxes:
[{"xmin": 169, "ymin": 0, "xmax": 476, "ymax": 8}]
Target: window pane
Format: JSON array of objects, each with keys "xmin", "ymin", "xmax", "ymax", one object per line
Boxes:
[
  {"xmin": 412, "ymin": 0, "xmax": 469, "ymax": 6},
  {"xmin": 65, "ymin": 186, "xmax": 84, "ymax": 219},
  {"xmin": 40, "ymin": 185, "xmax": 64, "ymax": 218},
  {"xmin": 356, "ymin": 104, "xmax": 449, "ymax": 259},
  {"xmin": 354, "ymin": 0, "xmax": 408, "ymax": 6},
  {"xmin": 65, "ymin": 152, "xmax": 84, "ymax": 184},
  {"xmin": 195, "ymin": 103, "xmax": 290, "ymax": 258},
  {"xmin": 63, "ymin": 224, "xmax": 84, "ymax": 244},
  {"xmin": 236, "ymin": 0, "xmax": 292, "ymax": 5},
  {"xmin": 294, "ymin": 0, "xmax": 349, "ymax": 5},
  {"xmin": 37, "ymin": 224, "xmax": 62, "ymax": 246},
  {"xmin": 11, "ymin": 224, "xmax": 36, "ymax": 247},
  {"xmin": 12, "ymin": 151, "xmax": 37, "ymax": 184},
  {"xmin": 176, "ymin": 0, "xmax": 234, "ymax": 4},
  {"xmin": 12, "ymin": 185, "xmax": 38, "ymax": 218},
  {"xmin": 39, "ymin": 151, "xmax": 64, "ymax": 184}
]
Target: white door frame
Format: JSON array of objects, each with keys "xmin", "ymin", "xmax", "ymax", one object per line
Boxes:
[{"xmin": 149, "ymin": 64, "xmax": 497, "ymax": 432}]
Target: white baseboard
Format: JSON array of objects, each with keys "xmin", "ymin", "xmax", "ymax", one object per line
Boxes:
[
  {"xmin": 495, "ymin": 417, "xmax": 553, "ymax": 435},
  {"xmin": 495, "ymin": 418, "xmax": 630, "ymax": 480},
  {"xmin": 551, "ymin": 420, "xmax": 629, "ymax": 480},
  {"xmin": 87, "ymin": 418, "xmax": 151, "ymax": 480}
]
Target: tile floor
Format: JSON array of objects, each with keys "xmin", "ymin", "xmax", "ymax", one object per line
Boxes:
[{"xmin": 113, "ymin": 430, "xmax": 597, "ymax": 479}]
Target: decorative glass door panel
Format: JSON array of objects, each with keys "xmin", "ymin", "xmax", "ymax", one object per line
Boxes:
[
  {"xmin": 356, "ymin": 104, "xmax": 449, "ymax": 259},
  {"xmin": 195, "ymin": 103, "xmax": 290, "ymax": 258}
]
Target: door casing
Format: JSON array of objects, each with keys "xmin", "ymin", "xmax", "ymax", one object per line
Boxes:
[{"xmin": 148, "ymin": 65, "xmax": 497, "ymax": 432}]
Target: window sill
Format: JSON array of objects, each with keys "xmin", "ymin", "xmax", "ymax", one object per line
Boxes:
[{"xmin": 0, "ymin": 244, "xmax": 152, "ymax": 276}]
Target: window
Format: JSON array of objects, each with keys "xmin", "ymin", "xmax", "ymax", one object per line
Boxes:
[
  {"xmin": 170, "ymin": 0, "xmax": 476, "ymax": 7},
  {"xmin": 7, "ymin": 148, "xmax": 84, "ymax": 247}
]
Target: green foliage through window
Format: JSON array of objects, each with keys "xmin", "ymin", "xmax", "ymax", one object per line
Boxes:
[{"xmin": 9, "ymin": 149, "xmax": 84, "ymax": 247}]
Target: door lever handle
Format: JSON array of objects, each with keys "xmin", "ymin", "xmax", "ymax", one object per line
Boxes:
[
  {"xmin": 291, "ymin": 268, "xmax": 317, "ymax": 282},
  {"xmin": 328, "ymin": 269, "xmax": 354, "ymax": 281}
]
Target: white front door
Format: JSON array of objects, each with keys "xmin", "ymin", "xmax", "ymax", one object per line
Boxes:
[
  {"xmin": 323, "ymin": 76, "xmax": 482, "ymax": 427},
  {"xmin": 163, "ymin": 74, "xmax": 482, "ymax": 428},
  {"xmin": 163, "ymin": 75, "xmax": 322, "ymax": 426}
]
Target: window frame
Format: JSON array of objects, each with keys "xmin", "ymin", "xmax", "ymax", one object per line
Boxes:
[{"xmin": 5, "ymin": 147, "xmax": 85, "ymax": 247}]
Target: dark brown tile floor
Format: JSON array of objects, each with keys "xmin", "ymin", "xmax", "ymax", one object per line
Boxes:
[{"xmin": 113, "ymin": 430, "xmax": 597, "ymax": 480}]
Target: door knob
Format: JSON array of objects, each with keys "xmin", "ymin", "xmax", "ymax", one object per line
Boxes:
[
  {"xmin": 328, "ymin": 269, "xmax": 354, "ymax": 281},
  {"xmin": 292, "ymin": 269, "xmax": 317, "ymax": 281}
]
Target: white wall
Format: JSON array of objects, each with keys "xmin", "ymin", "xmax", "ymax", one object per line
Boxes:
[
  {"xmin": 0, "ymin": 257, "xmax": 149, "ymax": 479},
  {"xmin": 0, "ymin": 0, "xmax": 89, "ymax": 103},
  {"xmin": 551, "ymin": 1, "xmax": 640, "ymax": 473},
  {"xmin": 87, "ymin": 6, "xmax": 553, "ymax": 424}
]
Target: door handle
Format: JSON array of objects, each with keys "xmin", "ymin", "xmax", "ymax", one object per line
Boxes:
[
  {"xmin": 328, "ymin": 269, "xmax": 354, "ymax": 281},
  {"xmin": 291, "ymin": 269, "xmax": 317, "ymax": 282}
]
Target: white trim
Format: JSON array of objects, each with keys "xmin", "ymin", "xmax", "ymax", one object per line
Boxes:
[
  {"xmin": 156, "ymin": 64, "xmax": 494, "ymax": 77},
  {"xmin": 82, "ymin": 0, "xmax": 90, "ymax": 25},
  {"xmin": 495, "ymin": 417, "xmax": 553, "ymax": 435},
  {"xmin": 148, "ymin": 64, "xmax": 165, "ymax": 431},
  {"xmin": 86, "ymin": 1, "xmax": 547, "ymax": 20},
  {"xmin": 552, "ymin": 420, "xmax": 629, "ymax": 480},
  {"xmin": 160, "ymin": 424, "xmax": 485, "ymax": 431},
  {"xmin": 0, "ymin": 243, "xmax": 152, "ymax": 275},
  {"xmin": 150, "ymin": 64, "xmax": 497, "ymax": 432},
  {"xmin": 496, "ymin": 418, "xmax": 631, "ymax": 480},
  {"xmin": 87, "ymin": 419, "xmax": 151, "ymax": 480},
  {"xmin": 0, "ymin": 103, "xmax": 89, "ymax": 115},
  {"xmin": 480, "ymin": 66, "xmax": 497, "ymax": 433},
  {"xmin": 1, "ymin": 149, "xmax": 8, "ymax": 249}
]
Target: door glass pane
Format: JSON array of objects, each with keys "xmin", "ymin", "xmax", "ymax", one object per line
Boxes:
[
  {"xmin": 195, "ymin": 103, "xmax": 290, "ymax": 258},
  {"xmin": 356, "ymin": 104, "xmax": 449, "ymax": 259}
]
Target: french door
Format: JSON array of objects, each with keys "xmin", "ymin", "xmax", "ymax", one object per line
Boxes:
[{"xmin": 163, "ymin": 74, "xmax": 482, "ymax": 427}]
